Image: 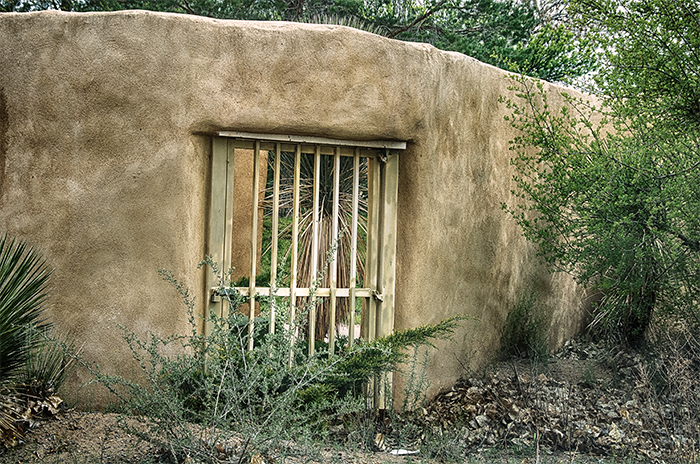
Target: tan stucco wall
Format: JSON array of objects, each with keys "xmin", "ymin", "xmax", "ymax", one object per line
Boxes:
[{"xmin": 0, "ymin": 10, "xmax": 588, "ymax": 407}]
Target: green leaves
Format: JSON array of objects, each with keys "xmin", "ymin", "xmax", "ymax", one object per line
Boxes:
[
  {"xmin": 2, "ymin": 0, "xmax": 597, "ymax": 83},
  {"xmin": 0, "ymin": 234, "xmax": 55, "ymax": 440},
  {"xmin": 503, "ymin": 65, "xmax": 700, "ymax": 343},
  {"xmin": 84, "ymin": 262, "xmax": 467, "ymax": 462},
  {"xmin": 0, "ymin": 235, "xmax": 53, "ymax": 386},
  {"xmin": 572, "ymin": 0, "xmax": 700, "ymax": 128},
  {"xmin": 512, "ymin": 23, "xmax": 598, "ymax": 83},
  {"xmin": 402, "ymin": 0, "xmax": 597, "ymax": 83}
]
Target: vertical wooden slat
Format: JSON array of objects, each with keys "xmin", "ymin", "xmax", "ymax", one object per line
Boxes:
[
  {"xmin": 223, "ymin": 141, "xmax": 235, "ymax": 320},
  {"xmin": 363, "ymin": 154, "xmax": 381, "ymax": 408},
  {"xmin": 348, "ymin": 148, "xmax": 360, "ymax": 348},
  {"xmin": 207, "ymin": 137, "xmax": 226, "ymax": 331},
  {"xmin": 375, "ymin": 150, "xmax": 400, "ymax": 409},
  {"xmin": 289, "ymin": 144, "xmax": 302, "ymax": 365},
  {"xmin": 269, "ymin": 143, "xmax": 281, "ymax": 334},
  {"xmin": 328, "ymin": 146, "xmax": 340, "ymax": 356},
  {"xmin": 207, "ymin": 138, "xmax": 235, "ymax": 337},
  {"xmin": 377, "ymin": 151, "xmax": 399, "ymax": 338},
  {"xmin": 248, "ymin": 140, "xmax": 261, "ymax": 352},
  {"xmin": 309, "ymin": 146, "xmax": 321, "ymax": 355},
  {"xmin": 364, "ymin": 156, "xmax": 381, "ymax": 344}
]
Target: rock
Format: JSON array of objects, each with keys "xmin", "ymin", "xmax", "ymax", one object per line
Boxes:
[{"xmin": 608, "ymin": 423, "xmax": 624, "ymax": 443}]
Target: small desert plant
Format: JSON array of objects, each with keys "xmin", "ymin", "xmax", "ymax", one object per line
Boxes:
[
  {"xmin": 400, "ymin": 346, "xmax": 430, "ymax": 412},
  {"xmin": 0, "ymin": 234, "xmax": 55, "ymax": 439},
  {"xmin": 18, "ymin": 329, "xmax": 75, "ymax": 399},
  {"xmin": 82, "ymin": 257, "xmax": 466, "ymax": 463},
  {"xmin": 337, "ymin": 319, "xmax": 475, "ymax": 456},
  {"xmin": 499, "ymin": 291, "xmax": 549, "ymax": 363},
  {"xmin": 0, "ymin": 235, "xmax": 53, "ymax": 386},
  {"xmin": 579, "ymin": 362, "xmax": 597, "ymax": 389}
]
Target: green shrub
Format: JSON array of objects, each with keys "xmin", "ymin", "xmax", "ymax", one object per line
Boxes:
[
  {"xmin": 0, "ymin": 235, "xmax": 53, "ymax": 386},
  {"xmin": 82, "ymin": 258, "xmax": 467, "ymax": 463},
  {"xmin": 0, "ymin": 234, "xmax": 57, "ymax": 440}
]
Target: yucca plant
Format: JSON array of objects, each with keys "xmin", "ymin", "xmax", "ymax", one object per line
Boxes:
[
  {"xmin": 0, "ymin": 234, "xmax": 53, "ymax": 438},
  {"xmin": 265, "ymin": 151, "xmax": 368, "ymax": 341},
  {"xmin": 18, "ymin": 328, "xmax": 74, "ymax": 399}
]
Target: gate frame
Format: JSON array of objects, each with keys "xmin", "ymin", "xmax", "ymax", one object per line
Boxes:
[{"xmin": 206, "ymin": 132, "xmax": 403, "ymax": 405}]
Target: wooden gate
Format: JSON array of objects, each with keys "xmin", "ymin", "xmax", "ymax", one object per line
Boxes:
[{"xmin": 207, "ymin": 132, "xmax": 403, "ymax": 365}]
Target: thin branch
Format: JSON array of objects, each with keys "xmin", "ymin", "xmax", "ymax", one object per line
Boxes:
[{"xmin": 386, "ymin": 0, "xmax": 449, "ymax": 38}]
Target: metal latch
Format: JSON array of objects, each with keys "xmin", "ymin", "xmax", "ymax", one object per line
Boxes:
[{"xmin": 210, "ymin": 287, "xmax": 240, "ymax": 303}]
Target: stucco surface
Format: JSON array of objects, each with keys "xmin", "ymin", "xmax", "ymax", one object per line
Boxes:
[{"xmin": 0, "ymin": 10, "xmax": 587, "ymax": 406}]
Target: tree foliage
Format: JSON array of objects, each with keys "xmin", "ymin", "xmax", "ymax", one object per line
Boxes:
[
  {"xmin": 1, "ymin": 0, "xmax": 596, "ymax": 83},
  {"xmin": 403, "ymin": 0, "xmax": 596, "ymax": 82},
  {"xmin": 502, "ymin": 0, "xmax": 700, "ymax": 345},
  {"xmin": 571, "ymin": 0, "xmax": 700, "ymax": 128}
]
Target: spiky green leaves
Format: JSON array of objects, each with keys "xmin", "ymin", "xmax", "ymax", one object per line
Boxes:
[{"xmin": 0, "ymin": 235, "xmax": 53, "ymax": 386}]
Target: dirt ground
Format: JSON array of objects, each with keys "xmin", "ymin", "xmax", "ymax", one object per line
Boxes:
[
  {"xmin": 0, "ymin": 409, "xmax": 606, "ymax": 464},
  {"xmin": 0, "ymin": 411, "xmax": 155, "ymax": 463},
  {"xmin": 1, "ymin": 338, "xmax": 694, "ymax": 464}
]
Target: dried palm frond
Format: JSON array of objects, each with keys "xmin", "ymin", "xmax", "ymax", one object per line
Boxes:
[{"xmin": 262, "ymin": 151, "xmax": 368, "ymax": 341}]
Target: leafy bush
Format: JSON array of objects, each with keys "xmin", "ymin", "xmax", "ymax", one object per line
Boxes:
[
  {"xmin": 501, "ymin": 0, "xmax": 700, "ymax": 346},
  {"xmin": 82, "ymin": 258, "xmax": 466, "ymax": 463},
  {"xmin": 501, "ymin": 73, "xmax": 700, "ymax": 346}
]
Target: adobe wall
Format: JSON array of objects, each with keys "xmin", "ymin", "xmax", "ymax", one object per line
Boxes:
[{"xmin": 0, "ymin": 10, "xmax": 588, "ymax": 407}]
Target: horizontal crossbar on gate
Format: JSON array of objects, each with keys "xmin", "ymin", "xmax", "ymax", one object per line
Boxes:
[
  {"xmin": 211, "ymin": 286, "xmax": 373, "ymax": 298},
  {"xmin": 218, "ymin": 131, "xmax": 407, "ymax": 150}
]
